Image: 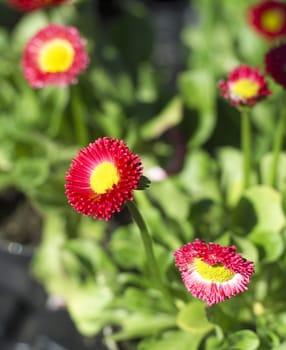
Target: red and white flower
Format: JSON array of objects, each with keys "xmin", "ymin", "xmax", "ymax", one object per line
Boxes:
[
  {"xmin": 22, "ymin": 24, "xmax": 89, "ymax": 88},
  {"xmin": 7, "ymin": 0, "xmax": 67, "ymax": 11},
  {"xmin": 248, "ymin": 0, "xmax": 286, "ymax": 40},
  {"xmin": 218, "ymin": 65, "xmax": 271, "ymax": 106},
  {"xmin": 174, "ymin": 239, "xmax": 255, "ymax": 306},
  {"xmin": 65, "ymin": 137, "xmax": 143, "ymax": 221}
]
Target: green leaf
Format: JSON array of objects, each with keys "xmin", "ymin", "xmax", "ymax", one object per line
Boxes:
[
  {"xmin": 179, "ymin": 70, "xmax": 216, "ymax": 147},
  {"xmin": 260, "ymin": 152, "xmax": 286, "ymax": 192},
  {"xmin": 232, "ymin": 235, "xmax": 259, "ymax": 264},
  {"xmin": 141, "ymin": 97, "xmax": 183, "ymax": 140},
  {"xmin": 114, "ymin": 287, "xmax": 171, "ymax": 314},
  {"xmin": 176, "ymin": 300, "xmax": 214, "ymax": 334},
  {"xmin": 232, "ymin": 185, "xmax": 286, "ymax": 235},
  {"xmin": 67, "ymin": 283, "xmax": 114, "ymax": 336},
  {"xmin": 204, "ymin": 335, "xmax": 222, "ymax": 350},
  {"xmin": 109, "ymin": 225, "xmax": 145, "ymax": 270},
  {"xmin": 112, "ymin": 312, "xmax": 176, "ymax": 341},
  {"xmin": 148, "ymin": 177, "xmax": 191, "ymax": 221},
  {"xmin": 190, "ymin": 199, "xmax": 225, "ymax": 239},
  {"xmin": 0, "ymin": 141, "xmax": 13, "ymax": 172},
  {"xmin": 136, "ymin": 62, "xmax": 157, "ymax": 103},
  {"xmin": 77, "ymin": 216, "xmax": 106, "ymax": 241},
  {"xmin": 180, "ymin": 150, "xmax": 220, "ymax": 202},
  {"xmin": 272, "ymin": 343, "xmax": 286, "ymax": 350},
  {"xmin": 137, "ymin": 175, "xmax": 151, "ymax": 190},
  {"xmin": 138, "ymin": 330, "xmax": 205, "ymax": 350},
  {"xmin": 231, "ymin": 235, "xmax": 259, "ymax": 266},
  {"xmin": 223, "ymin": 330, "xmax": 260, "ymax": 350},
  {"xmin": 95, "ymin": 101, "xmax": 126, "ymax": 138},
  {"xmin": 39, "ymin": 87, "xmax": 70, "ymax": 137},
  {"xmin": 32, "ymin": 211, "xmax": 67, "ymax": 292},
  {"xmin": 217, "ymin": 147, "xmax": 244, "ymax": 207},
  {"xmin": 12, "ymin": 158, "xmax": 49, "ymax": 190},
  {"xmin": 249, "ymin": 230, "xmax": 284, "ymax": 263},
  {"xmin": 64, "ymin": 239, "xmax": 117, "ymax": 285},
  {"xmin": 133, "ymin": 191, "xmax": 183, "ymax": 249},
  {"xmin": 32, "ymin": 212, "xmax": 115, "ymax": 336}
]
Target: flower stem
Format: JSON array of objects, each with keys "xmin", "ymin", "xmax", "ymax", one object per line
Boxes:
[
  {"xmin": 71, "ymin": 85, "xmax": 89, "ymax": 146},
  {"xmin": 241, "ymin": 108, "xmax": 251, "ymax": 189},
  {"xmin": 268, "ymin": 106, "xmax": 286, "ymax": 188},
  {"xmin": 127, "ymin": 200, "xmax": 175, "ymax": 309}
]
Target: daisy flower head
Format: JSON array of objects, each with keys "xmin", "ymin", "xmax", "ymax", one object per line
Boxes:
[
  {"xmin": 7, "ymin": 0, "xmax": 67, "ymax": 11},
  {"xmin": 65, "ymin": 137, "xmax": 143, "ymax": 221},
  {"xmin": 174, "ymin": 239, "xmax": 255, "ymax": 306},
  {"xmin": 218, "ymin": 65, "xmax": 271, "ymax": 107},
  {"xmin": 265, "ymin": 42, "xmax": 286, "ymax": 89},
  {"xmin": 22, "ymin": 24, "xmax": 89, "ymax": 88},
  {"xmin": 248, "ymin": 1, "xmax": 286, "ymax": 40}
]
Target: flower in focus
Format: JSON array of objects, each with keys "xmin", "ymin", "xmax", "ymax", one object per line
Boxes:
[
  {"xmin": 218, "ymin": 65, "xmax": 271, "ymax": 106},
  {"xmin": 265, "ymin": 42, "xmax": 286, "ymax": 89},
  {"xmin": 7, "ymin": 0, "xmax": 67, "ymax": 11},
  {"xmin": 248, "ymin": 0, "xmax": 286, "ymax": 40},
  {"xmin": 22, "ymin": 24, "xmax": 89, "ymax": 88},
  {"xmin": 174, "ymin": 239, "xmax": 255, "ymax": 306},
  {"xmin": 65, "ymin": 137, "xmax": 143, "ymax": 221}
]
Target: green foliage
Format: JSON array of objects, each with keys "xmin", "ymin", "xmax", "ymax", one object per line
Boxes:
[
  {"xmin": 176, "ymin": 301, "xmax": 214, "ymax": 334},
  {"xmin": 2, "ymin": 0, "xmax": 286, "ymax": 349}
]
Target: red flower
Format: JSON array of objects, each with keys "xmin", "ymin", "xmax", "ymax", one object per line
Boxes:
[
  {"xmin": 22, "ymin": 24, "xmax": 89, "ymax": 88},
  {"xmin": 7, "ymin": 0, "xmax": 67, "ymax": 11},
  {"xmin": 65, "ymin": 137, "xmax": 143, "ymax": 221},
  {"xmin": 174, "ymin": 239, "xmax": 255, "ymax": 306},
  {"xmin": 248, "ymin": 1, "xmax": 286, "ymax": 40},
  {"xmin": 265, "ymin": 42, "xmax": 286, "ymax": 89},
  {"xmin": 218, "ymin": 65, "xmax": 271, "ymax": 106}
]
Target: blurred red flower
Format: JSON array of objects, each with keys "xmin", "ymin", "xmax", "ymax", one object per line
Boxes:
[
  {"xmin": 218, "ymin": 65, "xmax": 271, "ymax": 106},
  {"xmin": 248, "ymin": 0, "xmax": 286, "ymax": 40},
  {"xmin": 7, "ymin": 0, "xmax": 67, "ymax": 11},
  {"xmin": 22, "ymin": 24, "xmax": 89, "ymax": 88}
]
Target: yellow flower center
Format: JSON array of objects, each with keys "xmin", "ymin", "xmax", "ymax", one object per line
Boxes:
[
  {"xmin": 89, "ymin": 161, "xmax": 120, "ymax": 194},
  {"xmin": 230, "ymin": 79, "xmax": 260, "ymax": 99},
  {"xmin": 195, "ymin": 258, "xmax": 235, "ymax": 283},
  {"xmin": 38, "ymin": 39, "xmax": 75, "ymax": 73},
  {"xmin": 261, "ymin": 8, "xmax": 285, "ymax": 33}
]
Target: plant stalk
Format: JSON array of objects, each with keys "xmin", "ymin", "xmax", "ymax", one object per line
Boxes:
[
  {"xmin": 127, "ymin": 200, "xmax": 175, "ymax": 309},
  {"xmin": 241, "ymin": 108, "xmax": 251, "ymax": 189},
  {"xmin": 71, "ymin": 86, "xmax": 89, "ymax": 146},
  {"xmin": 268, "ymin": 107, "xmax": 286, "ymax": 188}
]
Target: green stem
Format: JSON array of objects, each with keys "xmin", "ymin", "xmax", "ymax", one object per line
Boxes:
[
  {"xmin": 269, "ymin": 107, "xmax": 286, "ymax": 188},
  {"xmin": 126, "ymin": 200, "xmax": 175, "ymax": 309},
  {"xmin": 71, "ymin": 86, "xmax": 89, "ymax": 146},
  {"xmin": 241, "ymin": 108, "xmax": 251, "ymax": 189}
]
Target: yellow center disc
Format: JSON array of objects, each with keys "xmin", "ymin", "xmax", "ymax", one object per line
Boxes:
[
  {"xmin": 261, "ymin": 8, "xmax": 285, "ymax": 33},
  {"xmin": 195, "ymin": 258, "xmax": 235, "ymax": 283},
  {"xmin": 38, "ymin": 39, "xmax": 75, "ymax": 73},
  {"xmin": 90, "ymin": 161, "xmax": 120, "ymax": 194},
  {"xmin": 231, "ymin": 79, "xmax": 260, "ymax": 99}
]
